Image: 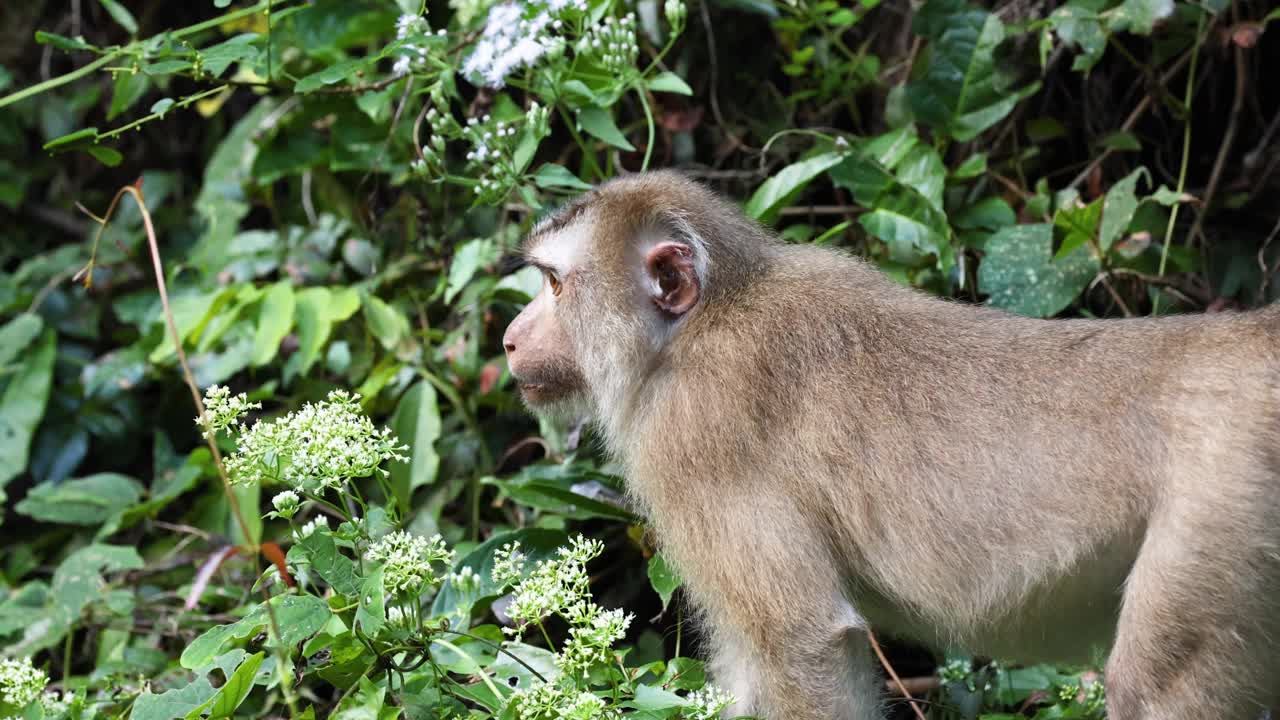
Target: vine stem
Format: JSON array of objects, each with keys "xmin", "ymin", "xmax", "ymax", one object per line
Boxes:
[
  {"xmin": 432, "ymin": 639, "xmax": 504, "ymax": 699},
  {"xmin": 0, "ymin": 0, "xmax": 287, "ymax": 110},
  {"xmin": 637, "ymin": 87, "xmax": 655, "ymax": 172},
  {"xmin": 1154, "ymin": 9, "xmax": 1207, "ymax": 315}
]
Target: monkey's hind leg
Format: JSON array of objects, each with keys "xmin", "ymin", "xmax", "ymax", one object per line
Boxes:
[{"xmin": 1104, "ymin": 483, "xmax": 1280, "ymax": 719}]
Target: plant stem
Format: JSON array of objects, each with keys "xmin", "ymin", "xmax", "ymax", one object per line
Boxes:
[
  {"xmin": 637, "ymin": 87, "xmax": 655, "ymax": 172},
  {"xmin": 0, "ymin": 52, "xmax": 117, "ymax": 109}
]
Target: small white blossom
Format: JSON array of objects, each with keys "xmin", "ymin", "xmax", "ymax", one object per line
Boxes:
[
  {"xmin": 0, "ymin": 658, "xmax": 47, "ymax": 711},
  {"xmin": 508, "ymin": 683, "xmax": 618, "ymax": 720},
  {"xmin": 684, "ymin": 686, "xmax": 735, "ymax": 720},
  {"xmin": 558, "ymin": 607, "xmax": 633, "ymax": 674},
  {"xmin": 195, "ymin": 385, "xmax": 261, "ymax": 436},
  {"xmin": 365, "ymin": 531, "xmax": 455, "ymax": 596},
  {"xmin": 503, "ymin": 535, "xmax": 602, "ymax": 629},
  {"xmin": 396, "ymin": 13, "xmax": 428, "ymax": 38},
  {"xmin": 271, "ymin": 490, "xmax": 301, "ymax": 518},
  {"xmin": 392, "ymin": 55, "xmax": 413, "ymax": 76},
  {"xmin": 294, "ymin": 515, "xmax": 330, "ymax": 540}
]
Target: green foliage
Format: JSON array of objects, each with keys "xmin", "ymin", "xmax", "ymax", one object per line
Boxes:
[{"xmin": 0, "ymin": 0, "xmax": 1275, "ymax": 716}]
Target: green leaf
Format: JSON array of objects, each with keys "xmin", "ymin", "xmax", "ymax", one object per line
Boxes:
[
  {"xmin": 646, "ymin": 554, "xmax": 681, "ymax": 612},
  {"xmin": 628, "ymin": 684, "xmax": 687, "ymax": 710},
  {"xmin": 297, "ymin": 531, "xmax": 361, "ymax": 597},
  {"xmin": 744, "ymin": 151, "xmax": 847, "ymax": 223},
  {"xmin": 906, "ymin": 0, "xmax": 1036, "ymax": 141},
  {"xmin": 532, "ymin": 163, "xmax": 592, "ymax": 191},
  {"xmin": 1099, "ymin": 168, "xmax": 1147, "ymax": 253},
  {"xmin": 15, "ymin": 473, "xmax": 145, "ymax": 525},
  {"xmin": 202, "ymin": 652, "xmax": 264, "ymax": 719},
  {"xmin": 51, "ymin": 544, "xmax": 145, "ymax": 635},
  {"xmin": 951, "ymin": 152, "xmax": 988, "ymax": 180},
  {"xmin": 294, "ymin": 59, "xmax": 372, "ymax": 93},
  {"xmin": 332, "ymin": 676, "xmax": 386, "ymax": 720},
  {"xmin": 388, "ymin": 381, "xmax": 441, "ymax": 517},
  {"xmin": 1106, "ymin": 0, "xmax": 1174, "ymax": 35},
  {"xmin": 647, "ymin": 71, "xmax": 693, "ymax": 95},
  {"xmin": 577, "ymin": 107, "xmax": 635, "ymax": 151},
  {"xmin": 362, "ymin": 295, "xmax": 410, "ymax": 351},
  {"xmin": 86, "ymin": 145, "xmax": 124, "ymax": 167},
  {"xmin": 446, "ymin": 238, "xmax": 499, "ymax": 304},
  {"xmin": 1097, "ymin": 130, "xmax": 1141, "ymax": 152},
  {"xmin": 42, "ymin": 127, "xmax": 99, "ymax": 151},
  {"xmin": 98, "ymin": 0, "xmax": 139, "ymax": 34},
  {"xmin": 0, "ymin": 313, "xmax": 43, "ymax": 368},
  {"xmin": 978, "ymin": 223, "xmax": 1100, "ymax": 317},
  {"xmin": 181, "ymin": 594, "xmax": 331, "ymax": 669},
  {"xmin": 1049, "ymin": 5, "xmax": 1107, "ymax": 72},
  {"xmin": 131, "ymin": 678, "xmax": 217, "ymax": 720},
  {"xmin": 251, "ymin": 281, "xmax": 296, "ymax": 367},
  {"xmin": 0, "ymin": 331, "xmax": 55, "ymax": 502},
  {"xmin": 355, "ymin": 567, "xmax": 385, "ymax": 637},
  {"xmin": 150, "ymin": 98, "xmax": 176, "ymax": 116},
  {"xmin": 34, "ymin": 31, "xmax": 94, "ymax": 51}
]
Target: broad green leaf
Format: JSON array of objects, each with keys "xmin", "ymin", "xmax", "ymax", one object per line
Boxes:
[
  {"xmin": 181, "ymin": 594, "xmax": 331, "ymax": 669},
  {"xmin": 130, "ymin": 678, "xmax": 217, "ymax": 720},
  {"xmin": 52, "ymin": 544, "xmax": 144, "ymax": 629},
  {"xmin": 1099, "ymin": 168, "xmax": 1148, "ymax": 253},
  {"xmin": 628, "ymin": 684, "xmax": 687, "ymax": 710},
  {"xmin": 200, "ymin": 35, "xmax": 261, "ymax": 78},
  {"xmin": 906, "ymin": 0, "xmax": 1035, "ymax": 141},
  {"xmin": 532, "ymin": 163, "xmax": 592, "ymax": 191},
  {"xmin": 1050, "ymin": 4, "xmax": 1107, "ymax": 72},
  {"xmin": 355, "ymin": 567, "xmax": 385, "ymax": 636},
  {"xmin": 150, "ymin": 98, "xmax": 175, "ymax": 116},
  {"xmin": 15, "ymin": 473, "xmax": 144, "ymax": 525},
  {"xmin": 388, "ymin": 381, "xmax": 441, "ymax": 516},
  {"xmin": 203, "ymin": 652, "xmax": 264, "ymax": 719},
  {"xmin": 744, "ymin": 151, "xmax": 847, "ymax": 223},
  {"xmin": 332, "ymin": 676, "xmax": 385, "ymax": 720},
  {"xmin": 87, "ymin": 145, "xmax": 124, "ymax": 167},
  {"xmin": 446, "ymin": 238, "xmax": 499, "ymax": 304},
  {"xmin": 647, "ymin": 71, "xmax": 693, "ymax": 95},
  {"xmin": 1107, "ymin": 0, "xmax": 1174, "ymax": 35},
  {"xmin": 0, "ymin": 331, "xmax": 55, "ymax": 502},
  {"xmin": 0, "ymin": 313, "xmax": 42, "ymax": 368},
  {"xmin": 1097, "ymin": 130, "xmax": 1141, "ymax": 152},
  {"xmin": 297, "ymin": 530, "xmax": 361, "ymax": 597},
  {"xmin": 251, "ymin": 281, "xmax": 295, "ymax": 366},
  {"xmin": 830, "ymin": 151, "xmax": 951, "ymax": 265},
  {"xmin": 978, "ymin": 223, "xmax": 1100, "ymax": 317},
  {"xmin": 577, "ymin": 107, "xmax": 635, "ymax": 151},
  {"xmin": 362, "ymin": 295, "xmax": 410, "ymax": 351},
  {"xmin": 954, "ymin": 197, "xmax": 1015, "ymax": 231},
  {"xmin": 98, "ymin": 0, "xmax": 139, "ymax": 33},
  {"xmin": 195, "ymin": 99, "xmax": 275, "ymax": 272},
  {"xmin": 647, "ymin": 554, "xmax": 681, "ymax": 611}
]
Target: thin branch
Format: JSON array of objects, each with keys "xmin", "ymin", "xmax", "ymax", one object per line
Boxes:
[{"xmin": 868, "ymin": 631, "xmax": 928, "ymax": 720}]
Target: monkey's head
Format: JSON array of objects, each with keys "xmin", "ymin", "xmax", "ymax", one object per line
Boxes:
[{"xmin": 503, "ymin": 171, "xmax": 757, "ymax": 422}]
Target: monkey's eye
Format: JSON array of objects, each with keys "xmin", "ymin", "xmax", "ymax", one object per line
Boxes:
[{"xmin": 547, "ymin": 272, "xmax": 563, "ymax": 297}]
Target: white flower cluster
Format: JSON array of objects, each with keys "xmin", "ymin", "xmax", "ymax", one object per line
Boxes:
[
  {"xmin": 223, "ymin": 390, "xmax": 408, "ymax": 493},
  {"xmin": 271, "ymin": 490, "xmax": 301, "ymax": 519},
  {"xmin": 664, "ymin": 0, "xmax": 687, "ymax": 30},
  {"xmin": 392, "ymin": 13, "xmax": 449, "ymax": 76},
  {"xmin": 497, "ymin": 535, "xmax": 603, "ymax": 630},
  {"xmin": 195, "ymin": 385, "xmax": 261, "ymax": 437},
  {"xmin": 447, "ymin": 565, "xmax": 482, "ymax": 594},
  {"xmin": 683, "ymin": 686, "xmax": 735, "ymax": 720},
  {"xmin": 558, "ymin": 607, "xmax": 633, "ymax": 674},
  {"xmin": 507, "ymin": 683, "xmax": 619, "ymax": 720},
  {"xmin": 40, "ymin": 690, "xmax": 72, "ymax": 718},
  {"xmin": 463, "ymin": 0, "xmax": 584, "ymax": 87},
  {"xmin": 579, "ymin": 14, "xmax": 638, "ymax": 73},
  {"xmin": 0, "ymin": 657, "xmax": 47, "ymax": 712},
  {"xmin": 365, "ymin": 531, "xmax": 455, "ymax": 596}
]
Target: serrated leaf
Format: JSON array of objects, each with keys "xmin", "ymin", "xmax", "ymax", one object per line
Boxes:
[
  {"xmin": 388, "ymin": 381, "xmax": 440, "ymax": 517},
  {"xmin": 297, "ymin": 531, "xmax": 361, "ymax": 597},
  {"xmin": 577, "ymin": 107, "xmax": 635, "ymax": 151},
  {"xmin": 744, "ymin": 151, "xmax": 847, "ymax": 223},
  {"xmin": 181, "ymin": 594, "xmax": 330, "ymax": 669},
  {"xmin": 978, "ymin": 223, "xmax": 1100, "ymax": 317},
  {"xmin": 203, "ymin": 652, "xmax": 264, "ymax": 719},
  {"xmin": 647, "ymin": 71, "xmax": 693, "ymax": 95},
  {"xmin": 251, "ymin": 280, "xmax": 295, "ymax": 367}
]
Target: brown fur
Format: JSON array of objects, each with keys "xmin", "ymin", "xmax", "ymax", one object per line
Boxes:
[{"xmin": 503, "ymin": 171, "xmax": 1280, "ymax": 719}]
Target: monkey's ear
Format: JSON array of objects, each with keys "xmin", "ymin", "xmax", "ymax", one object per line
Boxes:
[{"xmin": 645, "ymin": 242, "xmax": 700, "ymax": 316}]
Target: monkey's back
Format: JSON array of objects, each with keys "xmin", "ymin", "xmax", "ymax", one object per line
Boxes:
[{"xmin": 649, "ymin": 242, "xmax": 1280, "ymax": 661}]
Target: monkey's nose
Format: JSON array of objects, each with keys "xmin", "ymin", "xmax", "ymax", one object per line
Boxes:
[{"xmin": 503, "ymin": 340, "xmax": 516, "ymax": 353}]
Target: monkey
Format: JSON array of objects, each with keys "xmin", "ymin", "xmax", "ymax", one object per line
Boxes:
[{"xmin": 501, "ymin": 170, "xmax": 1280, "ymax": 720}]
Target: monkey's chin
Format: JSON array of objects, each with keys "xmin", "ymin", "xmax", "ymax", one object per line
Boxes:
[{"xmin": 518, "ymin": 383, "xmax": 587, "ymax": 419}]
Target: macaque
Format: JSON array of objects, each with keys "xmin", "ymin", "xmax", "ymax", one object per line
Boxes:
[{"xmin": 501, "ymin": 170, "xmax": 1280, "ymax": 719}]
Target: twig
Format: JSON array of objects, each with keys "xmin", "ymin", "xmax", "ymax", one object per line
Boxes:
[
  {"xmin": 1255, "ymin": 214, "xmax": 1280, "ymax": 297},
  {"xmin": 868, "ymin": 630, "xmax": 927, "ymax": 720},
  {"xmin": 697, "ymin": 0, "xmax": 725, "ymax": 129}
]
